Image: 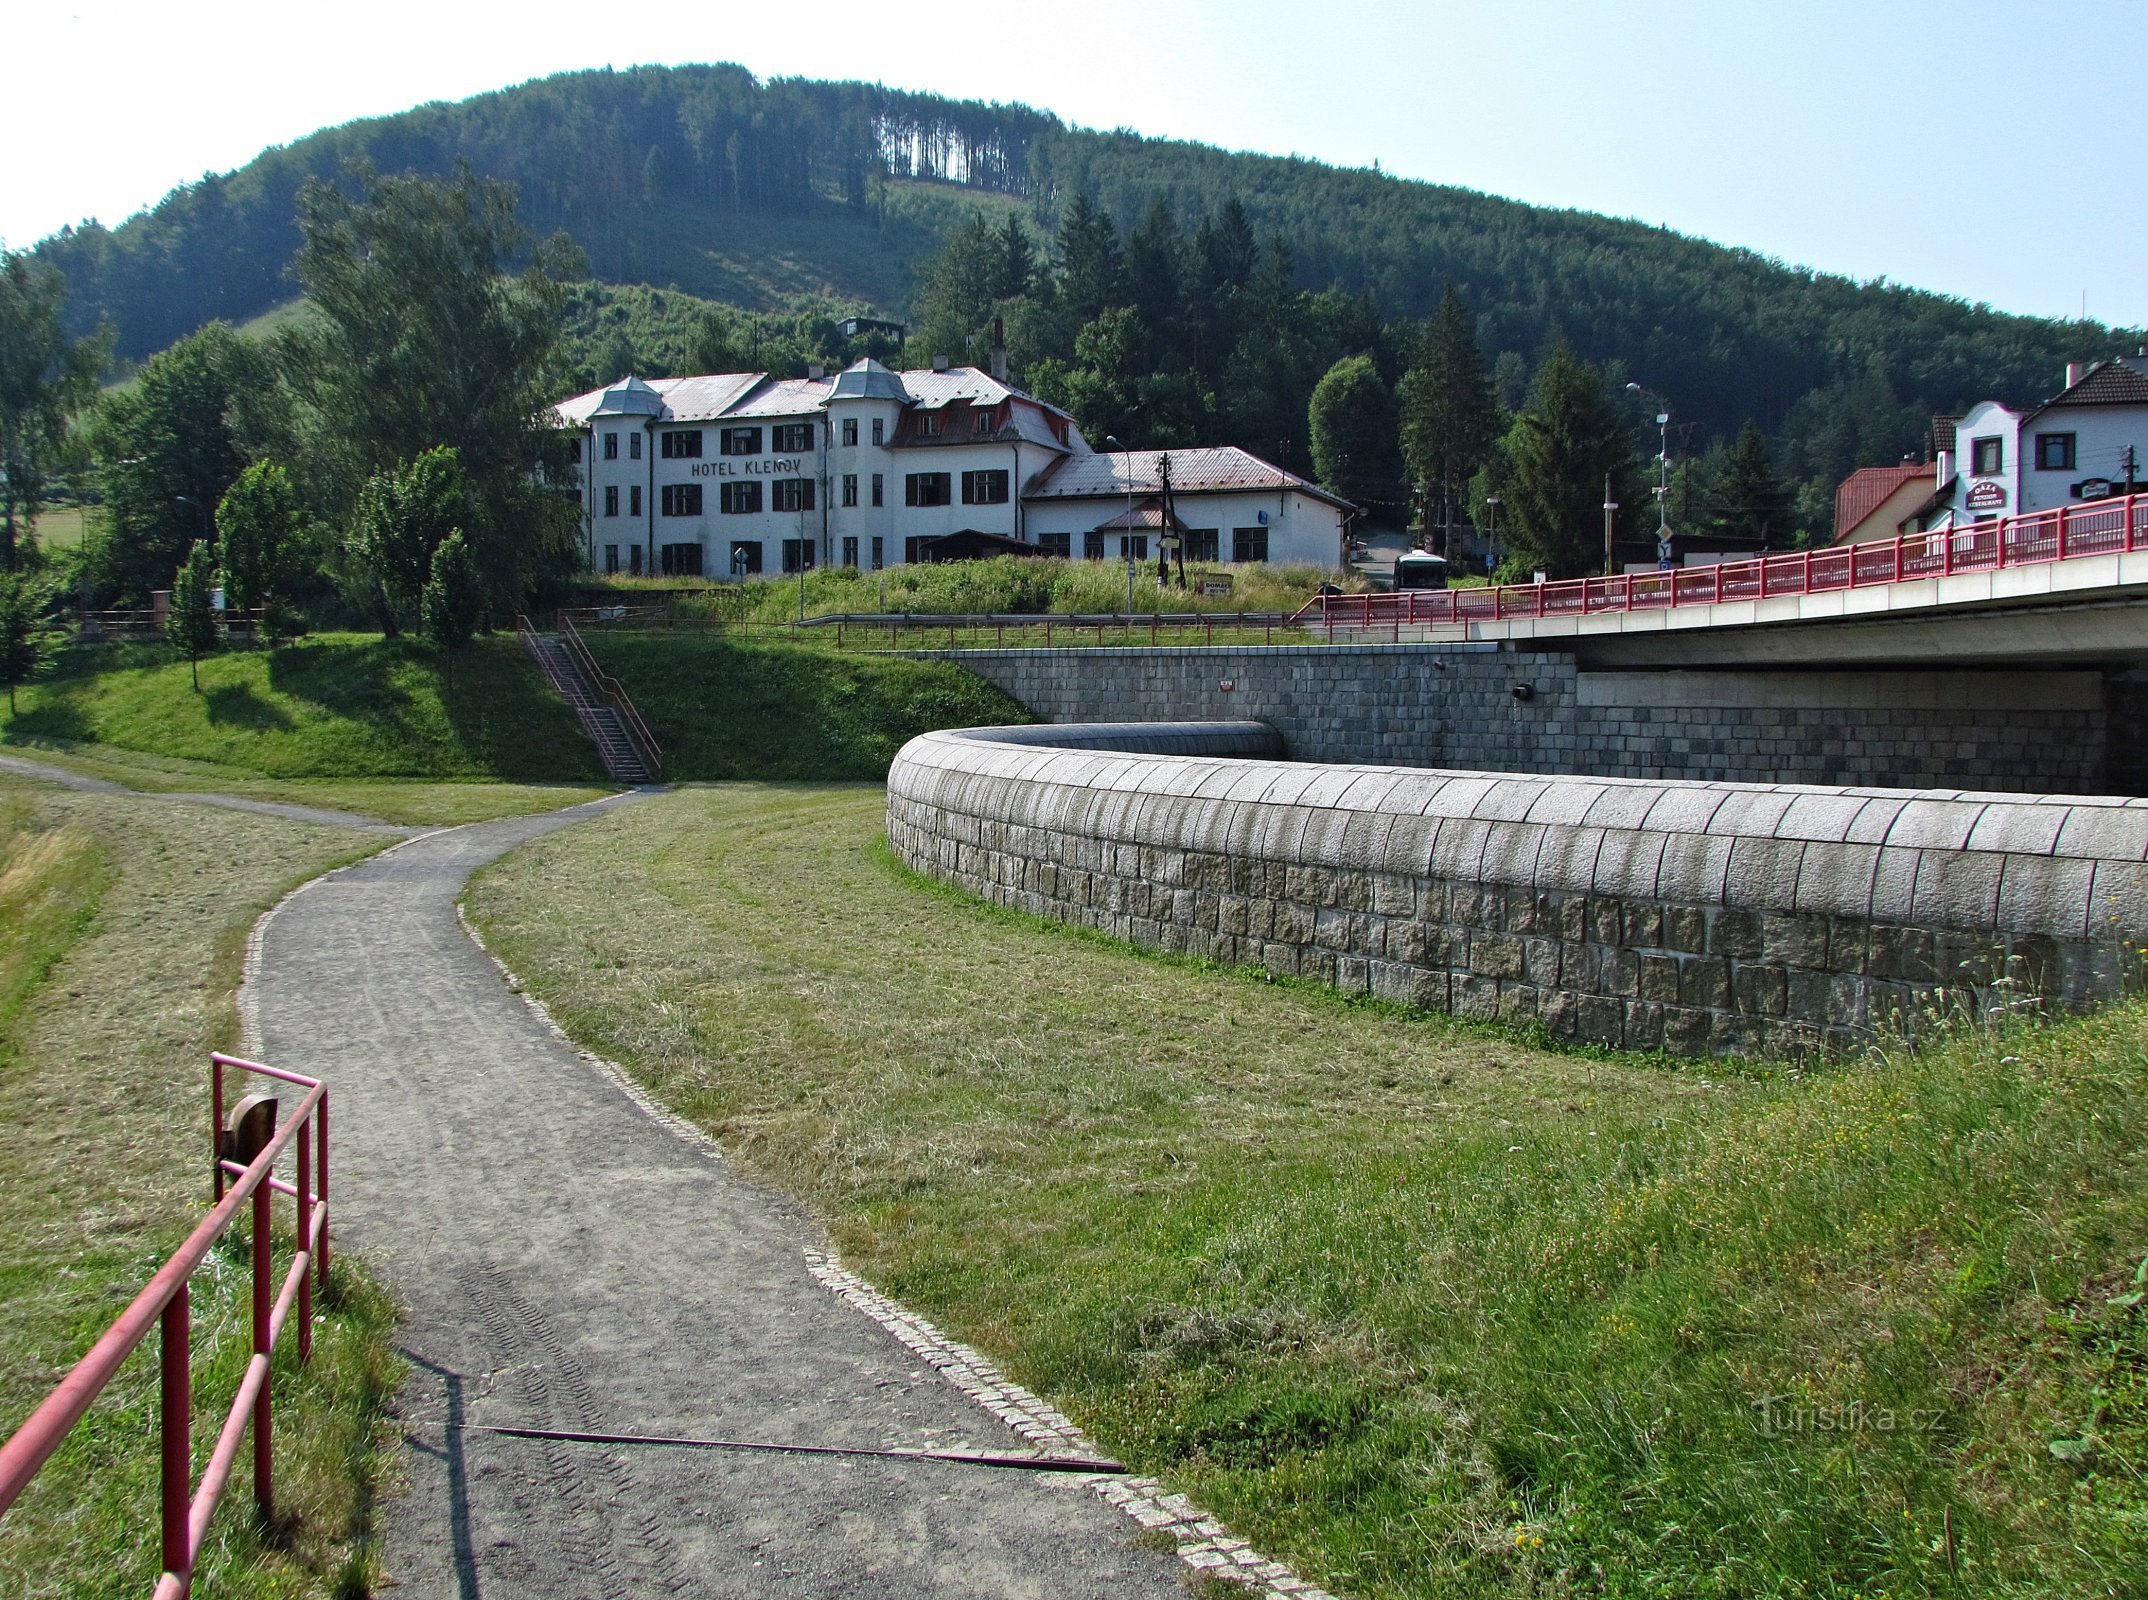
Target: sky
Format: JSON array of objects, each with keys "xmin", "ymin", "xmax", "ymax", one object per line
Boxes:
[{"xmin": 7, "ymin": 0, "xmax": 2145, "ymax": 330}]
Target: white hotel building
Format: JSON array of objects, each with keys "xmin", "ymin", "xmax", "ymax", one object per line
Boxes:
[{"xmin": 554, "ymin": 359, "xmax": 1352, "ymax": 578}]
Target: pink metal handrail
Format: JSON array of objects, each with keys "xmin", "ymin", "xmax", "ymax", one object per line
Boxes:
[
  {"xmin": 0, "ymin": 1054, "xmax": 329, "ymax": 1599},
  {"xmin": 1292, "ymin": 490, "xmax": 2148, "ymax": 633}
]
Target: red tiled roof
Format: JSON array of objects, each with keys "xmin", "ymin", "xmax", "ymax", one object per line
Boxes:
[
  {"xmin": 1832, "ymin": 463, "xmax": 1927, "ymax": 540},
  {"xmin": 2034, "ymin": 358, "xmax": 2148, "ymax": 414}
]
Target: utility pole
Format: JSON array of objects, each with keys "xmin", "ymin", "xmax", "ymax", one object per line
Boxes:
[
  {"xmin": 1483, "ymin": 494, "xmax": 1500, "ymax": 576},
  {"xmin": 2124, "ymin": 444, "xmax": 2139, "ymax": 497}
]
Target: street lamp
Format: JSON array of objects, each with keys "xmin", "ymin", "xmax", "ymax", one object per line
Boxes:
[
  {"xmin": 173, "ymin": 495, "xmax": 210, "ymax": 544},
  {"xmin": 1624, "ymin": 382, "xmax": 1674, "ymax": 570},
  {"xmin": 1482, "ymin": 494, "xmax": 1501, "ymax": 576},
  {"xmin": 1104, "ymin": 434, "xmax": 1137, "ymax": 614}
]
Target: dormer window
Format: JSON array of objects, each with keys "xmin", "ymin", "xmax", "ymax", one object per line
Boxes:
[
  {"xmin": 916, "ymin": 412, "xmax": 942, "ymax": 438},
  {"xmin": 973, "ymin": 407, "xmax": 997, "ymax": 435}
]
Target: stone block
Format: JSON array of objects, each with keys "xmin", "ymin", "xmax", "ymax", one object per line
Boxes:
[
  {"xmin": 1627, "ymin": 901, "xmax": 1665, "ymax": 948},
  {"xmin": 1762, "ymin": 912, "xmax": 1831, "ymax": 969},
  {"xmin": 1561, "ymin": 941, "xmax": 1602, "ymax": 991},
  {"xmin": 1708, "ymin": 907, "xmax": 1764, "ymax": 960},
  {"xmin": 1732, "ymin": 962, "xmax": 1789, "ymax": 1017},
  {"xmin": 1638, "ymin": 953, "xmax": 1681, "ymax": 1003},
  {"xmin": 1453, "ymin": 973, "xmax": 1502, "ymax": 1021},
  {"xmin": 1313, "ymin": 908, "xmax": 1356, "ymax": 950},
  {"xmin": 1623, "ymin": 999, "xmax": 1665, "ymax": 1049},
  {"xmin": 1472, "ymin": 933, "xmax": 1526, "ymax": 979},
  {"xmin": 1335, "ymin": 955, "xmax": 1371, "ymax": 995},
  {"xmin": 1573, "ymin": 993, "xmax": 1626, "ymax": 1047},
  {"xmin": 1524, "ymin": 937, "xmax": 1562, "ymax": 987},
  {"xmin": 1662, "ymin": 904, "xmax": 1708, "ymax": 954},
  {"xmin": 1679, "ymin": 954, "xmax": 1733, "ymax": 1011},
  {"xmin": 1497, "ymin": 983, "xmax": 1541, "ymax": 1024},
  {"xmin": 1601, "ymin": 946, "xmax": 1640, "ymax": 996},
  {"xmin": 1662, "ymin": 1006, "xmax": 1714, "ymax": 1055}
]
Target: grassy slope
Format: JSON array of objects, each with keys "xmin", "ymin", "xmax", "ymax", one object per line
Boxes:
[
  {"xmin": 467, "ymin": 784, "xmax": 2148, "ymax": 1600},
  {"xmin": 0, "ymin": 780, "xmax": 401, "ymax": 1597},
  {"xmin": 4, "ymin": 634, "xmax": 609, "ymax": 791},
  {"xmin": 580, "ymin": 632, "xmax": 1030, "ymax": 780}
]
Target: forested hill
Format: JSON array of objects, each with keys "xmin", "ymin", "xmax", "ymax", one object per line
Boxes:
[{"xmin": 31, "ymin": 63, "xmax": 2135, "ymax": 460}]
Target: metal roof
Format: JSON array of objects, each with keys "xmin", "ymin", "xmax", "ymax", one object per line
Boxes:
[
  {"xmin": 1026, "ymin": 446, "xmax": 1354, "ymax": 511},
  {"xmin": 828, "ymin": 358, "xmax": 910, "ymax": 402},
  {"xmin": 723, "ymin": 376, "xmax": 836, "ymax": 420}
]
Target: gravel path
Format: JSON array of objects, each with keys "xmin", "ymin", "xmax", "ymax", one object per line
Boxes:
[
  {"xmin": 245, "ymin": 797, "xmax": 1192, "ymax": 1598},
  {"xmin": 0, "ymin": 751, "xmax": 411, "ymax": 833}
]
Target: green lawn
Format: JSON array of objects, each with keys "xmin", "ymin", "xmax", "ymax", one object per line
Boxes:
[
  {"xmin": 580, "ymin": 632, "xmax": 1030, "ymax": 779},
  {"xmin": 19, "ymin": 504, "xmax": 90, "ymax": 552},
  {"xmin": 4, "ymin": 633, "xmax": 607, "ymax": 787},
  {"xmin": 0, "ymin": 778, "xmax": 402, "ymax": 1597},
  {"xmin": 466, "ymin": 783, "xmax": 2148, "ymax": 1600}
]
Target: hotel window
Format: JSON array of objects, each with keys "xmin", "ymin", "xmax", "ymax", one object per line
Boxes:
[
  {"xmin": 603, "ymin": 432, "xmax": 619, "ymax": 460},
  {"xmin": 781, "ymin": 538, "xmax": 816, "ymax": 574},
  {"xmin": 604, "ymin": 543, "xmax": 619, "ymax": 573},
  {"xmin": 660, "ymin": 542, "xmax": 704, "ymax": 576},
  {"xmin": 570, "ymin": 438, "xmax": 583, "ymax": 462},
  {"xmin": 843, "ymin": 536, "xmax": 859, "ymax": 568},
  {"xmin": 719, "ymin": 481, "xmax": 763, "ymax": 514},
  {"xmin": 1039, "ymin": 531, "xmax": 1071, "ymax": 558},
  {"xmin": 729, "ymin": 540, "xmax": 763, "ymax": 575},
  {"xmin": 629, "ymin": 545, "xmax": 642, "ymax": 576},
  {"xmin": 772, "ymin": 478, "xmax": 816, "ymax": 513},
  {"xmin": 2036, "ymin": 432, "xmax": 2077, "ymax": 471},
  {"xmin": 603, "ymin": 485, "xmax": 619, "ymax": 517},
  {"xmin": 960, "ymin": 468, "xmax": 1009, "ymax": 505},
  {"xmin": 660, "ymin": 429, "xmax": 702, "ymax": 459},
  {"xmin": 871, "ymin": 536, "xmax": 884, "ymax": 570},
  {"xmin": 906, "ymin": 472, "xmax": 952, "ymax": 507},
  {"xmin": 1083, "ymin": 531, "xmax": 1105, "ymax": 561},
  {"xmin": 871, "ymin": 473, "xmax": 885, "ymax": 507},
  {"xmin": 973, "ymin": 407, "xmax": 997, "ymax": 435},
  {"xmin": 628, "ymin": 485, "xmax": 642, "ymax": 517},
  {"xmin": 842, "ymin": 417, "xmax": 858, "ymax": 447},
  {"xmin": 871, "ymin": 417, "xmax": 885, "ymax": 445},
  {"xmin": 1122, "ymin": 534, "xmax": 1148, "ymax": 562},
  {"xmin": 842, "ymin": 473, "xmax": 859, "ymax": 507},
  {"xmin": 772, "ymin": 422, "xmax": 814, "ymax": 453},
  {"xmin": 916, "ymin": 412, "xmax": 942, "ymax": 438},
  {"xmin": 629, "ymin": 432, "xmax": 642, "ymax": 460},
  {"xmin": 660, "ymin": 483, "xmax": 703, "ymax": 516},
  {"xmin": 720, "ymin": 426, "xmax": 764, "ymax": 456},
  {"xmin": 1970, "ymin": 435, "xmax": 2004, "ymax": 476},
  {"xmin": 1184, "ymin": 528, "xmax": 1219, "ymax": 562},
  {"xmin": 1232, "ymin": 527, "xmax": 1269, "ymax": 563}
]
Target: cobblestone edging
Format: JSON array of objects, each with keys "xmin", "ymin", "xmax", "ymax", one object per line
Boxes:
[
  {"xmin": 888, "ymin": 723, "xmax": 2148, "ymax": 1055},
  {"xmin": 453, "ymin": 901, "xmax": 1328, "ymax": 1596}
]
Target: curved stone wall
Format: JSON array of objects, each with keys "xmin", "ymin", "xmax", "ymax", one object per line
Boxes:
[{"xmin": 887, "ymin": 722, "xmax": 2148, "ymax": 1055}]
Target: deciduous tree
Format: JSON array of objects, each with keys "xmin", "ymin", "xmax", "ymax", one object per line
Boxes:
[
  {"xmin": 1, "ymin": 251, "xmax": 108, "ymax": 572},
  {"xmin": 1308, "ymin": 355, "xmax": 1400, "ymax": 514},
  {"xmin": 347, "ymin": 447, "xmax": 470, "ymax": 636},
  {"xmin": 165, "ymin": 539, "xmax": 219, "ymax": 691},
  {"xmin": 421, "ymin": 528, "xmax": 483, "ymax": 690},
  {"xmin": 216, "ymin": 460, "xmax": 306, "ymax": 639}
]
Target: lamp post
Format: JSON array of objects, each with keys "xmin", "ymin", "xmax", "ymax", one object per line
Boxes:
[
  {"xmin": 1104, "ymin": 434, "xmax": 1136, "ymax": 614},
  {"xmin": 1483, "ymin": 494, "xmax": 1500, "ymax": 576},
  {"xmin": 173, "ymin": 495, "xmax": 210, "ymax": 544},
  {"xmin": 1623, "ymin": 382, "xmax": 1674, "ymax": 571}
]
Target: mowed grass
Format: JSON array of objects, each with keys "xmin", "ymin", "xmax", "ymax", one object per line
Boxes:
[
  {"xmin": 581, "ymin": 632, "xmax": 1030, "ymax": 780},
  {"xmin": 0, "ymin": 778, "xmax": 402, "ymax": 1597},
  {"xmin": 19, "ymin": 505, "xmax": 90, "ymax": 552},
  {"xmin": 3, "ymin": 634, "xmax": 606, "ymax": 786},
  {"xmin": 465, "ymin": 784, "xmax": 2148, "ymax": 1600}
]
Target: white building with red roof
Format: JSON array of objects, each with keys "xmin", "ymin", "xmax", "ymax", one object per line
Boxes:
[{"xmin": 552, "ymin": 361, "xmax": 1353, "ymax": 577}]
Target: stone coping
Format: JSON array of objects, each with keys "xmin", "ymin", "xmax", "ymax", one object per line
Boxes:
[{"xmin": 895, "ymin": 723, "xmax": 2148, "ymax": 948}]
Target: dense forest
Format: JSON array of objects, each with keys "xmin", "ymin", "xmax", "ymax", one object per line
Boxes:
[{"xmin": 28, "ymin": 63, "xmax": 2140, "ymax": 536}]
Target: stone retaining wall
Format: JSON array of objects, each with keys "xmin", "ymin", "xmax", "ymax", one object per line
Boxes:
[
  {"xmin": 933, "ymin": 645, "xmax": 2112, "ymax": 794},
  {"xmin": 887, "ymin": 723, "xmax": 2148, "ymax": 1056}
]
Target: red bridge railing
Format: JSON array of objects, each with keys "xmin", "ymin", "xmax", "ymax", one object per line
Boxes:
[
  {"xmin": 1294, "ymin": 489, "xmax": 2148, "ymax": 637},
  {"xmin": 0, "ymin": 1054, "xmax": 329, "ymax": 1598}
]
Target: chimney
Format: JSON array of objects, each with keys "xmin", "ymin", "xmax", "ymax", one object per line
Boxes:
[
  {"xmin": 990, "ymin": 316, "xmax": 1008, "ymax": 384},
  {"xmin": 807, "ymin": 362, "xmax": 825, "ymax": 380},
  {"xmin": 2066, "ymin": 361, "xmax": 2088, "ymax": 388},
  {"xmin": 932, "ymin": 353, "xmax": 950, "ymax": 372},
  {"xmin": 1935, "ymin": 449, "xmax": 1952, "ymax": 485}
]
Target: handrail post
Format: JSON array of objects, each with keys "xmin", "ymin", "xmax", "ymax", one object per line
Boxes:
[
  {"xmin": 251, "ymin": 1179, "xmax": 273, "ymax": 1525},
  {"xmin": 160, "ymin": 1287, "xmax": 190, "ymax": 1586},
  {"xmin": 295, "ymin": 1122, "xmax": 313, "ymax": 1363},
  {"xmin": 316, "ymin": 1091, "xmax": 330, "ymax": 1288},
  {"xmin": 2057, "ymin": 505, "xmax": 2069, "ymax": 561},
  {"xmin": 210, "ymin": 1060, "xmax": 225, "ymax": 1205}
]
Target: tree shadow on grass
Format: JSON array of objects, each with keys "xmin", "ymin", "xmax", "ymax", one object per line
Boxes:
[{"xmin": 204, "ymin": 680, "xmax": 295, "ymax": 731}]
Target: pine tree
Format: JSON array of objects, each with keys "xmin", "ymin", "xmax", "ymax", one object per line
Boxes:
[
  {"xmin": 1055, "ymin": 192, "xmax": 1123, "ymax": 325},
  {"xmin": 1506, "ymin": 341, "xmax": 1642, "ymax": 578},
  {"xmin": 1397, "ymin": 288, "xmax": 1500, "ymax": 549},
  {"xmin": 1711, "ymin": 420, "xmax": 1794, "ymax": 548},
  {"xmin": 165, "ymin": 538, "xmax": 219, "ymax": 691},
  {"xmin": 0, "ymin": 570, "xmax": 53, "ymax": 714},
  {"xmin": 993, "ymin": 212, "xmax": 1035, "ymax": 302}
]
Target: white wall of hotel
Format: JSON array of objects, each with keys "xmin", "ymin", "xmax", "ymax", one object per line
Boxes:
[{"xmin": 560, "ymin": 367, "xmax": 1349, "ymax": 576}]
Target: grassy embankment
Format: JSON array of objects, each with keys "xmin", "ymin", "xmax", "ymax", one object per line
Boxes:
[
  {"xmin": 2, "ymin": 634, "xmax": 612, "ymax": 825},
  {"xmin": 0, "ymin": 779, "xmax": 402, "ymax": 1596},
  {"xmin": 579, "ymin": 630, "xmax": 1029, "ymax": 779},
  {"xmin": 467, "ymin": 784, "xmax": 2148, "ymax": 1600}
]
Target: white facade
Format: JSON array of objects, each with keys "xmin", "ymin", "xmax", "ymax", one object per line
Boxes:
[
  {"xmin": 1924, "ymin": 356, "xmax": 2148, "ymax": 529},
  {"xmin": 555, "ymin": 362, "xmax": 1353, "ymax": 576}
]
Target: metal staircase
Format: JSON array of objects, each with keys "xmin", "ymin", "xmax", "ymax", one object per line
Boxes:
[{"xmin": 518, "ymin": 616, "xmax": 661, "ymax": 785}]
